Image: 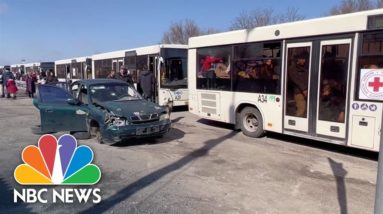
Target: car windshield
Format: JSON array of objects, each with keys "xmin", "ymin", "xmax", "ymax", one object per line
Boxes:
[{"xmin": 90, "ymin": 83, "xmax": 142, "ymax": 104}]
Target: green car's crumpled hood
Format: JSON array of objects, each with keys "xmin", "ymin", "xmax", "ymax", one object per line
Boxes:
[{"xmin": 99, "ymin": 100, "xmax": 166, "ymax": 120}]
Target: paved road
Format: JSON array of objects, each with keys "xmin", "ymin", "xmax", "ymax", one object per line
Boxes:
[{"xmin": 0, "ymin": 97, "xmax": 378, "ymax": 214}]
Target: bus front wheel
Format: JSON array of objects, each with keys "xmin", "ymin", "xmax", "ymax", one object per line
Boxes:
[{"xmin": 239, "ymin": 107, "xmax": 264, "ymax": 138}]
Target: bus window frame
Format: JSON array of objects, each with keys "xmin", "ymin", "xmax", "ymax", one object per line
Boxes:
[{"xmin": 355, "ymin": 30, "xmax": 383, "ymax": 103}]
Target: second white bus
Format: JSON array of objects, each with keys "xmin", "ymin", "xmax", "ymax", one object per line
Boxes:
[{"xmin": 91, "ymin": 44, "xmax": 188, "ymax": 107}]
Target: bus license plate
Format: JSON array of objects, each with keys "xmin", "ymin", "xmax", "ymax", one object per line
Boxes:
[{"xmin": 136, "ymin": 126, "xmax": 160, "ymax": 135}]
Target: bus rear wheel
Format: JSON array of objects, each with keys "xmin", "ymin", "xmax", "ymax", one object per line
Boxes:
[{"xmin": 239, "ymin": 107, "xmax": 264, "ymax": 138}]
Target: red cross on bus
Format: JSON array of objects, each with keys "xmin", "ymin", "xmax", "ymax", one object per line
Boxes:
[{"xmin": 368, "ymin": 77, "xmax": 383, "ymax": 92}]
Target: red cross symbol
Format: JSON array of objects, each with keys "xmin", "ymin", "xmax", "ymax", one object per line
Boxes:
[{"xmin": 368, "ymin": 77, "xmax": 383, "ymax": 92}]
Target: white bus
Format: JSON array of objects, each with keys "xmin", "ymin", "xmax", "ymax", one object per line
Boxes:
[
  {"xmin": 55, "ymin": 56, "xmax": 92, "ymax": 82},
  {"xmin": 10, "ymin": 64, "xmax": 25, "ymax": 77},
  {"xmin": 91, "ymin": 44, "xmax": 188, "ymax": 107},
  {"xmin": 24, "ymin": 62, "xmax": 55, "ymax": 75},
  {"xmin": 188, "ymin": 9, "xmax": 383, "ymax": 151}
]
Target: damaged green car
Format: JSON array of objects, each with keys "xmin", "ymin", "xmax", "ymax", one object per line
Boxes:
[{"xmin": 32, "ymin": 79, "xmax": 171, "ymax": 144}]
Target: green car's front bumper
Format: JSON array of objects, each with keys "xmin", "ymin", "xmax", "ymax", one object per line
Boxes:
[{"xmin": 101, "ymin": 119, "xmax": 171, "ymax": 144}]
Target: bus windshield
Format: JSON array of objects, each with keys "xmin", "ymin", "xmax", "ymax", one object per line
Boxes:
[{"xmin": 160, "ymin": 57, "xmax": 187, "ymax": 89}]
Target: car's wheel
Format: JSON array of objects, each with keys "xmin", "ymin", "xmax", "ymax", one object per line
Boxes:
[
  {"xmin": 70, "ymin": 131, "xmax": 91, "ymax": 140},
  {"xmin": 239, "ymin": 107, "xmax": 264, "ymax": 138}
]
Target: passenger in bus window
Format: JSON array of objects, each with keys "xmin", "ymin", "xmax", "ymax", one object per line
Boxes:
[
  {"xmin": 261, "ymin": 58, "xmax": 276, "ymax": 93},
  {"xmin": 366, "ymin": 64, "xmax": 379, "ymax": 69},
  {"xmin": 319, "ymin": 81, "xmax": 345, "ymax": 123},
  {"xmin": 288, "ymin": 52, "xmax": 309, "ymax": 117},
  {"xmin": 215, "ymin": 62, "xmax": 230, "ymax": 79}
]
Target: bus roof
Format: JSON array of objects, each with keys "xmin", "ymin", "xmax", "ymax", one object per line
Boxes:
[
  {"xmin": 91, "ymin": 44, "xmax": 188, "ymax": 60},
  {"xmin": 189, "ymin": 9, "xmax": 383, "ymax": 48},
  {"xmin": 55, "ymin": 56, "xmax": 91, "ymax": 64}
]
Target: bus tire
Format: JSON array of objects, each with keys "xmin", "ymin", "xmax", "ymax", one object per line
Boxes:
[{"xmin": 239, "ymin": 107, "xmax": 264, "ymax": 138}]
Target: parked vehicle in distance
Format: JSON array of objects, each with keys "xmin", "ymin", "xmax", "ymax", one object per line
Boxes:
[{"xmin": 32, "ymin": 79, "xmax": 171, "ymax": 144}]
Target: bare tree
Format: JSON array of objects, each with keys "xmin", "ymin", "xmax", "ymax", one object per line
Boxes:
[
  {"xmin": 162, "ymin": 19, "xmax": 220, "ymax": 44},
  {"xmin": 277, "ymin": 7, "xmax": 305, "ymax": 23},
  {"xmin": 330, "ymin": 0, "xmax": 374, "ymax": 15},
  {"xmin": 205, "ymin": 28, "xmax": 221, "ymax": 35},
  {"xmin": 229, "ymin": 9, "xmax": 274, "ymax": 30},
  {"xmin": 377, "ymin": 0, "xmax": 383, "ymax": 7},
  {"xmin": 229, "ymin": 7, "xmax": 304, "ymax": 30},
  {"xmin": 162, "ymin": 19, "xmax": 201, "ymax": 44}
]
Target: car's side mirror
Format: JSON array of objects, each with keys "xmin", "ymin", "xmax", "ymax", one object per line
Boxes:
[{"xmin": 66, "ymin": 98, "xmax": 79, "ymax": 105}]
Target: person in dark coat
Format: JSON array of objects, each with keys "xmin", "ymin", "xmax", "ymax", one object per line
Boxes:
[
  {"xmin": 116, "ymin": 67, "xmax": 127, "ymax": 82},
  {"xmin": 116, "ymin": 66, "xmax": 134, "ymax": 85},
  {"xmin": 288, "ymin": 52, "xmax": 309, "ymax": 117},
  {"xmin": 107, "ymin": 70, "xmax": 116, "ymax": 79},
  {"xmin": 139, "ymin": 66, "xmax": 155, "ymax": 101},
  {"xmin": 46, "ymin": 69, "xmax": 58, "ymax": 84},
  {"xmin": 2, "ymin": 68, "xmax": 15, "ymax": 98},
  {"xmin": 26, "ymin": 71, "xmax": 37, "ymax": 98}
]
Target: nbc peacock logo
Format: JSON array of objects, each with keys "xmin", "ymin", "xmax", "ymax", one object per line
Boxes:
[{"xmin": 14, "ymin": 134, "xmax": 101, "ymax": 185}]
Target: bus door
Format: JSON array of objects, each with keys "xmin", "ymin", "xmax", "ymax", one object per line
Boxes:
[
  {"xmin": 112, "ymin": 59, "xmax": 124, "ymax": 72},
  {"xmin": 284, "ymin": 39, "xmax": 351, "ymax": 140},
  {"xmin": 315, "ymin": 39, "xmax": 351, "ymax": 139},
  {"xmin": 284, "ymin": 42, "xmax": 313, "ymax": 133},
  {"xmin": 149, "ymin": 55, "xmax": 158, "ymax": 103}
]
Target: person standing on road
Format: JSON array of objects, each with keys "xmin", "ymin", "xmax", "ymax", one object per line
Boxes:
[
  {"xmin": 116, "ymin": 66, "xmax": 128, "ymax": 82},
  {"xmin": 116, "ymin": 66, "xmax": 134, "ymax": 85},
  {"xmin": 26, "ymin": 71, "xmax": 37, "ymax": 98},
  {"xmin": 46, "ymin": 69, "xmax": 58, "ymax": 84},
  {"xmin": 6, "ymin": 78, "xmax": 17, "ymax": 99},
  {"xmin": 38, "ymin": 71, "xmax": 47, "ymax": 85},
  {"xmin": 139, "ymin": 65, "xmax": 155, "ymax": 102},
  {"xmin": 2, "ymin": 67, "xmax": 15, "ymax": 98},
  {"xmin": 107, "ymin": 70, "xmax": 116, "ymax": 79}
]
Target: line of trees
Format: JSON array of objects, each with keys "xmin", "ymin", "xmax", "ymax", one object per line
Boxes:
[
  {"xmin": 330, "ymin": 0, "xmax": 382, "ymax": 14},
  {"xmin": 162, "ymin": 0, "xmax": 383, "ymax": 45},
  {"xmin": 161, "ymin": 19, "xmax": 219, "ymax": 44}
]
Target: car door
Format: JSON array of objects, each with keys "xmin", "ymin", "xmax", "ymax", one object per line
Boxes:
[{"xmin": 36, "ymin": 84, "xmax": 88, "ymax": 133}]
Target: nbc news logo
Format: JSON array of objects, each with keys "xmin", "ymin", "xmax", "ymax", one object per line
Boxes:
[{"xmin": 13, "ymin": 134, "xmax": 102, "ymax": 203}]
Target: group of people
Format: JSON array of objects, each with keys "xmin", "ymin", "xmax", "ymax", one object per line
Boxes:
[
  {"xmin": 236, "ymin": 58, "xmax": 279, "ymax": 93},
  {"xmin": 0, "ymin": 68, "xmax": 59, "ymax": 99},
  {"xmin": 107, "ymin": 66, "xmax": 155, "ymax": 101},
  {"xmin": 1, "ymin": 68, "xmax": 17, "ymax": 99}
]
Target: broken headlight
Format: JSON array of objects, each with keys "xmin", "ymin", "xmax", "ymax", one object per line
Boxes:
[
  {"xmin": 112, "ymin": 118, "xmax": 128, "ymax": 126},
  {"xmin": 105, "ymin": 112, "xmax": 129, "ymax": 126},
  {"xmin": 159, "ymin": 113, "xmax": 170, "ymax": 121}
]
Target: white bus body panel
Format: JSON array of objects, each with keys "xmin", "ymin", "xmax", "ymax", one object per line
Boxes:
[
  {"xmin": 188, "ymin": 9, "xmax": 383, "ymax": 151},
  {"xmin": 158, "ymin": 88, "xmax": 189, "ymax": 106},
  {"xmin": 347, "ymin": 34, "xmax": 382, "ymax": 151},
  {"xmin": 189, "ymin": 48, "xmax": 283, "ymax": 132}
]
